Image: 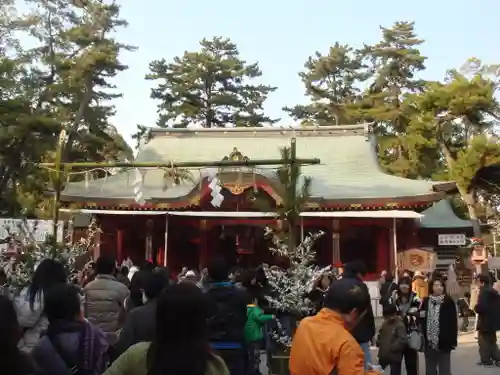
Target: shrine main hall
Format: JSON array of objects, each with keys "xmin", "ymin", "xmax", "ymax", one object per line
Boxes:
[{"xmin": 62, "ymin": 124, "xmax": 468, "ymax": 280}]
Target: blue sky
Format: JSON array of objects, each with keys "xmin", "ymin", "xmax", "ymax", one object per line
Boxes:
[{"xmin": 113, "ymin": 0, "xmax": 499, "ymax": 146}]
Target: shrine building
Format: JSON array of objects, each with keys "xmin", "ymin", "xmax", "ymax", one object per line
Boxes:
[{"xmin": 61, "ymin": 124, "xmax": 460, "ymax": 280}]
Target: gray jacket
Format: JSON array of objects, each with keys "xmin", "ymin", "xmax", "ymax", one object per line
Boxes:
[{"xmin": 84, "ymin": 274, "xmax": 129, "ymax": 345}]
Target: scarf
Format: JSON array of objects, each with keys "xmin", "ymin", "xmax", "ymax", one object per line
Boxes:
[
  {"xmin": 426, "ymin": 295, "xmax": 444, "ymax": 349},
  {"xmin": 395, "ymin": 292, "xmax": 415, "ymax": 317}
]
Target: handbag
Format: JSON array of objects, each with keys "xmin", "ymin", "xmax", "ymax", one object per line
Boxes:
[{"xmin": 407, "ymin": 319, "xmax": 424, "ymax": 352}]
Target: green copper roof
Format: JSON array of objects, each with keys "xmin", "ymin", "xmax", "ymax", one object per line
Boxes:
[
  {"xmin": 61, "ymin": 125, "xmax": 451, "ymax": 203},
  {"xmin": 420, "ymin": 199, "xmax": 472, "ymax": 228}
]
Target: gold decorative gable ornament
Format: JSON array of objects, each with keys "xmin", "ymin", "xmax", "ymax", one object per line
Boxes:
[
  {"xmin": 219, "ymin": 147, "xmax": 254, "ymax": 190},
  {"xmin": 223, "ymin": 147, "xmax": 250, "ymax": 162}
]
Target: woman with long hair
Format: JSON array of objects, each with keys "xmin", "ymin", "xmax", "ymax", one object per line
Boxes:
[
  {"xmin": 388, "ymin": 276, "xmax": 421, "ymax": 375},
  {"xmin": 15, "ymin": 258, "xmax": 67, "ymax": 353},
  {"xmin": 32, "ymin": 283, "xmax": 108, "ymax": 375},
  {"xmin": 0, "ymin": 295, "xmax": 36, "ymax": 374},
  {"xmin": 103, "ymin": 282, "xmax": 229, "ymax": 375},
  {"xmin": 420, "ymin": 278, "xmax": 457, "ymax": 375}
]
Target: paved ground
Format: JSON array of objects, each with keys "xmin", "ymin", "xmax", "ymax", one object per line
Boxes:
[
  {"xmin": 262, "ymin": 332, "xmax": 500, "ymax": 375},
  {"xmin": 368, "ymin": 334, "xmax": 499, "ymax": 375}
]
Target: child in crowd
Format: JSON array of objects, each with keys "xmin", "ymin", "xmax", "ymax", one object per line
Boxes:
[
  {"xmin": 244, "ymin": 296, "xmax": 274, "ymax": 375},
  {"xmin": 457, "ymin": 292, "xmax": 473, "ymax": 332},
  {"xmin": 376, "ymin": 304, "xmax": 408, "ymax": 375}
]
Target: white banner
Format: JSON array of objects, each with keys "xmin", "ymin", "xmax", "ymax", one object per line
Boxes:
[
  {"xmin": 0, "ymin": 219, "xmax": 64, "ymax": 252},
  {"xmin": 438, "ymin": 233, "xmax": 466, "ymax": 246}
]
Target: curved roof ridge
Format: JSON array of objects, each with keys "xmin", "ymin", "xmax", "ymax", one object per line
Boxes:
[
  {"xmin": 148, "ymin": 123, "xmax": 374, "ymax": 138},
  {"xmin": 61, "ymin": 122, "xmax": 455, "ymax": 204}
]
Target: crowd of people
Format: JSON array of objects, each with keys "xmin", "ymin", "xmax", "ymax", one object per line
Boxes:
[
  {"xmin": 376, "ymin": 268, "xmax": 500, "ymax": 373},
  {"xmin": 0, "ymin": 255, "xmax": 274, "ymax": 375},
  {"xmin": 0, "ymin": 255, "xmax": 499, "ymax": 375}
]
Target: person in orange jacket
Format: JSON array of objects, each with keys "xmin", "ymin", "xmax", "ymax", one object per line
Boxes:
[
  {"xmin": 290, "ymin": 277, "xmax": 382, "ymax": 375},
  {"xmin": 412, "ymin": 271, "xmax": 429, "ymax": 300}
]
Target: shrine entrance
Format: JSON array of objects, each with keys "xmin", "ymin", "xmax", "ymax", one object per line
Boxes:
[
  {"xmin": 339, "ymin": 219, "xmax": 391, "ymax": 277},
  {"xmin": 97, "ymin": 214, "xmax": 168, "ymax": 266},
  {"xmin": 164, "ymin": 213, "xmax": 277, "ymax": 274},
  {"xmin": 95, "ymin": 213, "xmax": 407, "ymax": 281},
  {"xmin": 95, "ymin": 210, "xmax": 337, "ymax": 275},
  {"xmin": 207, "ymin": 225, "xmax": 270, "ymax": 269}
]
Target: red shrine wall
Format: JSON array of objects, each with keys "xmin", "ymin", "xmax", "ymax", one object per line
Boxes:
[{"xmin": 91, "ymin": 215, "xmax": 419, "ymax": 280}]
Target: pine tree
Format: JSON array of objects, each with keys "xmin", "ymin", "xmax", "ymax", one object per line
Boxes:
[
  {"xmin": 0, "ymin": 0, "xmax": 134, "ymax": 216},
  {"xmin": 363, "ymin": 21, "xmax": 426, "ymax": 96},
  {"xmin": 359, "ymin": 21, "xmax": 427, "ymax": 177},
  {"xmin": 405, "ymin": 63, "xmax": 500, "ymax": 236},
  {"xmin": 283, "ymin": 43, "xmax": 366, "ymax": 125},
  {"xmin": 0, "ymin": 54, "xmax": 60, "ymax": 216},
  {"xmin": 247, "ymin": 146, "xmax": 311, "ymax": 251},
  {"xmin": 146, "ymin": 36, "xmax": 278, "ymax": 128}
]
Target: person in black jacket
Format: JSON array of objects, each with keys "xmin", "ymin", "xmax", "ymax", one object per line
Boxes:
[
  {"xmin": 379, "ymin": 272, "xmax": 397, "ymax": 308},
  {"xmin": 115, "ymin": 272, "xmax": 170, "ymax": 356},
  {"xmin": 388, "ymin": 277, "xmax": 420, "ymax": 375},
  {"xmin": 420, "ymin": 278, "xmax": 458, "ymax": 375},
  {"xmin": 0, "ymin": 295, "xmax": 38, "ymax": 375},
  {"xmin": 341, "ymin": 261, "xmax": 375, "ymax": 369},
  {"xmin": 125, "ymin": 269, "xmax": 149, "ymax": 312},
  {"xmin": 205, "ymin": 257, "xmax": 248, "ymax": 375},
  {"xmin": 475, "ymin": 275, "xmax": 500, "ymax": 366}
]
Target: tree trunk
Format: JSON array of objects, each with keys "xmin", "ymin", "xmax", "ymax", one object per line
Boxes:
[
  {"xmin": 62, "ymin": 74, "xmax": 94, "ymax": 162},
  {"xmin": 458, "ymin": 187, "xmax": 482, "ymax": 237},
  {"xmin": 440, "ymin": 141, "xmax": 487, "ymax": 273},
  {"xmin": 440, "ymin": 142, "xmax": 482, "ymax": 236},
  {"xmin": 457, "ymin": 190, "xmax": 487, "ymax": 275}
]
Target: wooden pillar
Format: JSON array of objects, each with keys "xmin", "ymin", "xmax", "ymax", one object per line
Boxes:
[
  {"xmin": 199, "ymin": 219, "xmax": 208, "ymax": 269},
  {"xmin": 164, "ymin": 215, "xmax": 169, "ymax": 267},
  {"xmin": 300, "ymin": 217, "xmax": 304, "ymax": 242},
  {"xmin": 116, "ymin": 229, "xmax": 123, "ymax": 263},
  {"xmin": 391, "ymin": 218, "xmax": 399, "ymax": 281},
  {"xmin": 332, "ymin": 219, "xmax": 340, "ymax": 264},
  {"xmin": 145, "ymin": 219, "xmax": 154, "ymax": 263},
  {"xmin": 145, "ymin": 235, "xmax": 152, "ymax": 262},
  {"xmin": 67, "ymin": 217, "xmax": 75, "ymax": 244}
]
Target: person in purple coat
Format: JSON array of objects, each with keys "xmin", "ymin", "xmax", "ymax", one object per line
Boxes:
[{"xmin": 32, "ymin": 284, "xmax": 109, "ymax": 375}]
